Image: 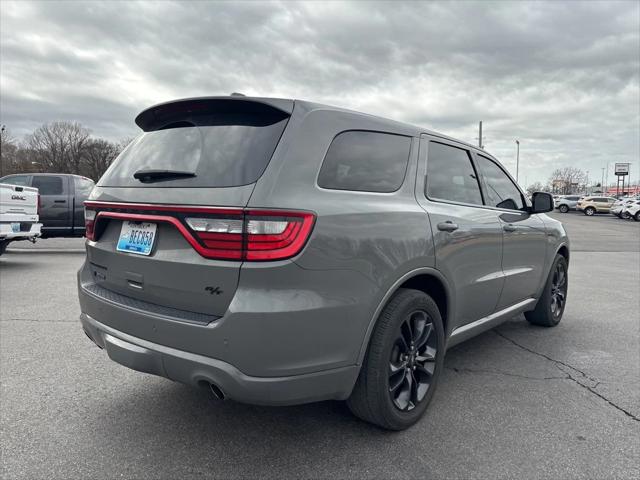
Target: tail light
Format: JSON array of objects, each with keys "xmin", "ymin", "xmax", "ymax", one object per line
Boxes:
[
  {"xmin": 184, "ymin": 210, "xmax": 315, "ymax": 261},
  {"xmin": 245, "ymin": 211, "xmax": 315, "ymax": 260},
  {"xmin": 84, "ymin": 202, "xmax": 315, "ymax": 261},
  {"xmin": 185, "ymin": 215, "xmax": 244, "ymax": 260},
  {"xmin": 85, "ymin": 206, "xmax": 97, "ymax": 240}
]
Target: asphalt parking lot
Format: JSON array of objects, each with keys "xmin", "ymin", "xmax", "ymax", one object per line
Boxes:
[{"xmin": 1, "ymin": 212, "xmax": 639, "ymax": 479}]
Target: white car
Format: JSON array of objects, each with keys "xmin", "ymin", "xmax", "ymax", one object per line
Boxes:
[
  {"xmin": 623, "ymin": 200, "xmax": 640, "ymax": 221},
  {"xmin": 0, "ymin": 182, "xmax": 42, "ymax": 255},
  {"xmin": 611, "ymin": 197, "xmax": 638, "ymax": 218}
]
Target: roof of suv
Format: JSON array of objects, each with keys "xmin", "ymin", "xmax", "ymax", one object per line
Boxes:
[{"xmin": 135, "ymin": 95, "xmax": 487, "ymax": 156}]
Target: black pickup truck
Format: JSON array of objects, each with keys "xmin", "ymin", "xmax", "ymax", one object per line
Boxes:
[{"xmin": 0, "ymin": 173, "xmax": 94, "ymax": 238}]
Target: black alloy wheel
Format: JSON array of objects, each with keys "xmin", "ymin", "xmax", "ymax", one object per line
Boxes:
[
  {"xmin": 550, "ymin": 260, "xmax": 567, "ymax": 320},
  {"xmin": 388, "ymin": 310, "xmax": 437, "ymax": 411},
  {"xmin": 347, "ymin": 288, "xmax": 445, "ymax": 430},
  {"xmin": 525, "ymin": 254, "xmax": 569, "ymax": 327}
]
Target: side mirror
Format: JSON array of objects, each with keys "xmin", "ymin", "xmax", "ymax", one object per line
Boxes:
[{"xmin": 531, "ymin": 192, "xmax": 554, "ymax": 213}]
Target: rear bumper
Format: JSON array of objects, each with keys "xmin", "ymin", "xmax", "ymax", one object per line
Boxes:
[
  {"xmin": 0, "ymin": 222, "xmax": 42, "ymax": 240},
  {"xmin": 80, "ymin": 312, "xmax": 358, "ymax": 406}
]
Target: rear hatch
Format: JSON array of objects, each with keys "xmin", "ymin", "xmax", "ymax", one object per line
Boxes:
[
  {"xmin": 83, "ymin": 98, "xmax": 293, "ymax": 318},
  {"xmin": 0, "ymin": 183, "xmax": 39, "ymax": 220}
]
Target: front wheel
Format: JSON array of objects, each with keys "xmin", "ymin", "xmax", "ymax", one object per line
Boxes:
[
  {"xmin": 347, "ymin": 288, "xmax": 445, "ymax": 430},
  {"xmin": 621, "ymin": 211, "xmax": 631, "ymax": 220},
  {"xmin": 634, "ymin": 212, "xmax": 640, "ymax": 222},
  {"xmin": 559, "ymin": 205, "xmax": 569, "ymax": 213},
  {"xmin": 584, "ymin": 207, "xmax": 596, "ymax": 216},
  {"xmin": 525, "ymin": 254, "xmax": 568, "ymax": 327},
  {"xmin": 0, "ymin": 240, "xmax": 9, "ymax": 256}
]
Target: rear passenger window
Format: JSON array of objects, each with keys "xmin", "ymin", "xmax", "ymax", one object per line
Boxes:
[
  {"xmin": 32, "ymin": 176, "xmax": 64, "ymax": 195},
  {"xmin": 317, "ymin": 131, "xmax": 411, "ymax": 193},
  {"xmin": 476, "ymin": 155, "xmax": 525, "ymax": 210},
  {"xmin": 426, "ymin": 142, "xmax": 483, "ymax": 205},
  {"xmin": 1, "ymin": 175, "xmax": 30, "ymax": 186}
]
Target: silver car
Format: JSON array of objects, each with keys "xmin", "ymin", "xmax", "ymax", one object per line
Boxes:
[
  {"xmin": 78, "ymin": 96, "xmax": 569, "ymax": 429},
  {"xmin": 555, "ymin": 195, "xmax": 582, "ymax": 213}
]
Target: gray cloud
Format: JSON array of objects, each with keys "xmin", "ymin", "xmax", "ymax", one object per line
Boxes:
[{"xmin": 1, "ymin": 0, "xmax": 638, "ymax": 185}]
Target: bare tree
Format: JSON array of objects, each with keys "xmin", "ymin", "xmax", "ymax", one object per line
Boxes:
[
  {"xmin": 26, "ymin": 121, "xmax": 91, "ymax": 174},
  {"xmin": 526, "ymin": 181, "xmax": 547, "ymax": 196},
  {"xmin": 0, "ymin": 126, "xmax": 19, "ymax": 176},
  {"xmin": 81, "ymin": 138, "xmax": 121, "ymax": 180},
  {"xmin": 548, "ymin": 167, "xmax": 587, "ymax": 194}
]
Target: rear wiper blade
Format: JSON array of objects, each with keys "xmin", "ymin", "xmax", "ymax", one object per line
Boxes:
[{"xmin": 133, "ymin": 169, "xmax": 196, "ymax": 183}]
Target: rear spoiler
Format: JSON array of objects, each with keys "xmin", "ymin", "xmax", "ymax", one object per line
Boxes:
[{"xmin": 135, "ymin": 96, "xmax": 294, "ymax": 132}]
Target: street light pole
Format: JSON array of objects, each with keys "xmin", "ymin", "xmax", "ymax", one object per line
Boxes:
[{"xmin": 515, "ymin": 140, "xmax": 520, "ymax": 183}]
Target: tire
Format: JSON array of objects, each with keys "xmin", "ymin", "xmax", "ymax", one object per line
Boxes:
[
  {"xmin": 634, "ymin": 212, "xmax": 640, "ymax": 222},
  {"xmin": 347, "ymin": 288, "xmax": 445, "ymax": 430},
  {"xmin": 584, "ymin": 207, "xmax": 596, "ymax": 216},
  {"xmin": 621, "ymin": 211, "xmax": 631, "ymax": 220},
  {"xmin": 0, "ymin": 240, "xmax": 9, "ymax": 256},
  {"xmin": 525, "ymin": 254, "xmax": 568, "ymax": 327},
  {"xmin": 558, "ymin": 205, "xmax": 569, "ymax": 213}
]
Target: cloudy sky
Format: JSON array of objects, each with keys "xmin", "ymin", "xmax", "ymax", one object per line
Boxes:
[{"xmin": 1, "ymin": 0, "xmax": 638, "ymax": 186}]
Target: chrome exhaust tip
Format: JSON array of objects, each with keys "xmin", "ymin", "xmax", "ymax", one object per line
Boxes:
[{"xmin": 209, "ymin": 383, "xmax": 226, "ymax": 400}]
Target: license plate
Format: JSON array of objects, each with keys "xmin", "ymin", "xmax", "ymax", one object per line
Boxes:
[
  {"xmin": 11, "ymin": 223, "xmax": 20, "ymax": 233},
  {"xmin": 117, "ymin": 221, "xmax": 157, "ymax": 256}
]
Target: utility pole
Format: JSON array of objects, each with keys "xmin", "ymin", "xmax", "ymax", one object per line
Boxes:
[
  {"xmin": 586, "ymin": 170, "xmax": 589, "ymax": 195},
  {"xmin": 601, "ymin": 167, "xmax": 605, "ymax": 194},
  {"xmin": 478, "ymin": 121, "xmax": 483, "ymax": 149},
  {"xmin": 515, "ymin": 140, "xmax": 520, "ymax": 183}
]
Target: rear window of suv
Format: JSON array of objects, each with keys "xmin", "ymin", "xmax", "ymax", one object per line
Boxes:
[{"xmin": 99, "ymin": 111, "xmax": 288, "ymax": 188}]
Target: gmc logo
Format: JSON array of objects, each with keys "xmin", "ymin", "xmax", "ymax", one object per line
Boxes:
[{"xmin": 11, "ymin": 195, "xmax": 26, "ymax": 201}]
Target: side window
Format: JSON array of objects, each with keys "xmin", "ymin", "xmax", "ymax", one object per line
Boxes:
[
  {"xmin": 74, "ymin": 177, "xmax": 95, "ymax": 197},
  {"xmin": 317, "ymin": 131, "xmax": 411, "ymax": 193},
  {"xmin": 425, "ymin": 141, "xmax": 483, "ymax": 205},
  {"xmin": 1, "ymin": 175, "xmax": 30, "ymax": 186},
  {"xmin": 32, "ymin": 176, "xmax": 64, "ymax": 195},
  {"xmin": 476, "ymin": 155, "xmax": 525, "ymax": 210}
]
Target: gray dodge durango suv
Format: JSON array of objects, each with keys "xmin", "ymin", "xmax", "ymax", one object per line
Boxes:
[{"xmin": 78, "ymin": 96, "xmax": 569, "ymax": 430}]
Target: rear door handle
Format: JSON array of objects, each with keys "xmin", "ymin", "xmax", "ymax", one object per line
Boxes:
[
  {"xmin": 437, "ymin": 221, "xmax": 459, "ymax": 232},
  {"xmin": 503, "ymin": 224, "xmax": 517, "ymax": 232},
  {"xmin": 54, "ymin": 200, "xmax": 67, "ymax": 203}
]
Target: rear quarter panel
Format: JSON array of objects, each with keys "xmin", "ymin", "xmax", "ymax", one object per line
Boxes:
[{"xmin": 247, "ymin": 105, "xmax": 435, "ymax": 368}]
